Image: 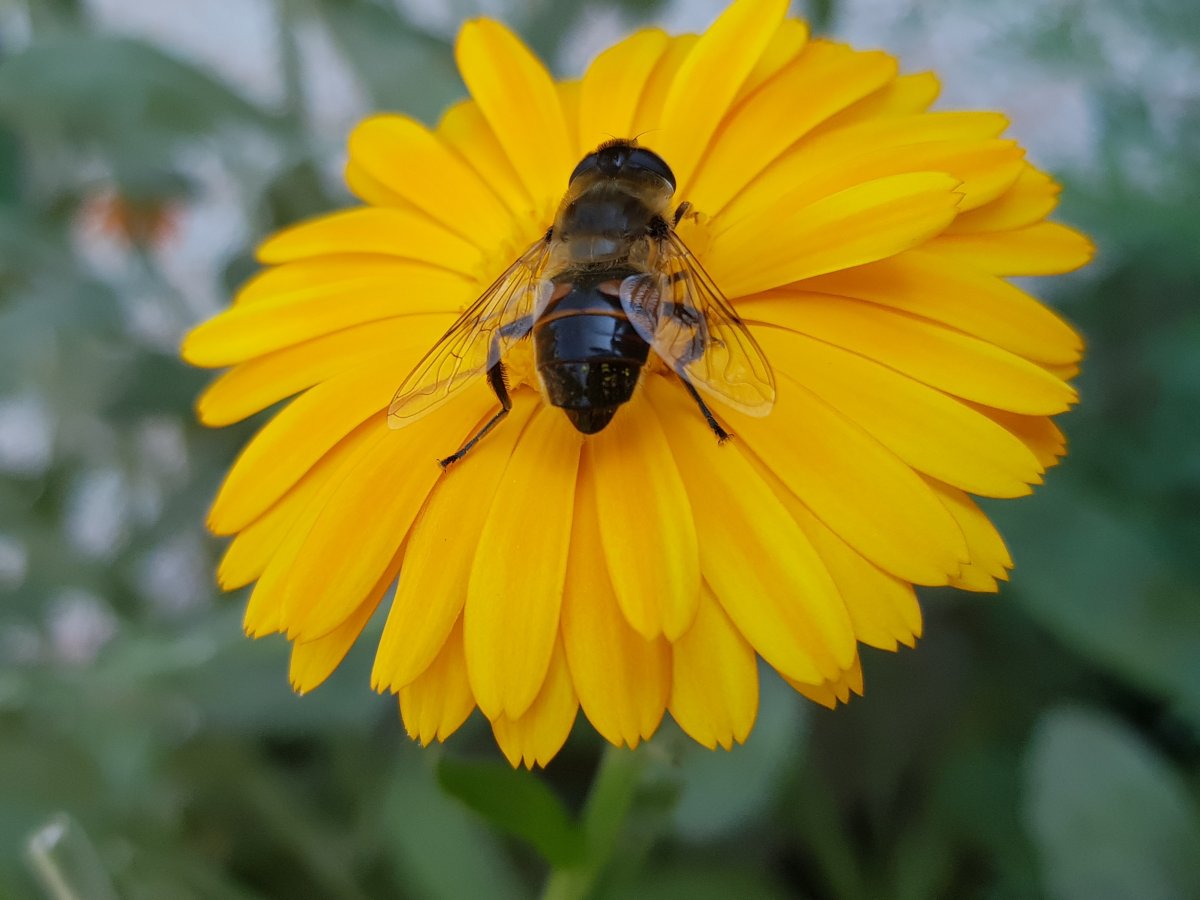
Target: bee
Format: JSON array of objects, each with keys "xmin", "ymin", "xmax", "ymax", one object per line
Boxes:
[{"xmin": 388, "ymin": 139, "xmax": 776, "ymax": 467}]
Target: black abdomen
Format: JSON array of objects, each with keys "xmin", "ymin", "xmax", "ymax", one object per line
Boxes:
[{"xmin": 533, "ymin": 276, "xmax": 650, "ymax": 434}]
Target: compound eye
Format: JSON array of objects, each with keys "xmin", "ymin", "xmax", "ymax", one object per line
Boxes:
[
  {"xmin": 627, "ymin": 148, "xmax": 676, "ymax": 190},
  {"xmin": 569, "ymin": 152, "xmax": 600, "ymax": 185}
]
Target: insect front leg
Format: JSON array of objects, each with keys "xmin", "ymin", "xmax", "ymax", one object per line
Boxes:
[{"xmin": 438, "ymin": 316, "xmax": 533, "ymax": 469}]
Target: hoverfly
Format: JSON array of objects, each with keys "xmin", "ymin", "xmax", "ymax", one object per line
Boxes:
[{"xmin": 388, "ymin": 139, "xmax": 776, "ymax": 467}]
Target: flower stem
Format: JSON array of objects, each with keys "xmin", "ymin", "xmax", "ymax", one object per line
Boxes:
[{"xmin": 540, "ymin": 745, "xmax": 647, "ymax": 900}]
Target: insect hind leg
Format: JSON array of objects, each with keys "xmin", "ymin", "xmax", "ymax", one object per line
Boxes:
[
  {"xmin": 438, "ymin": 317, "xmax": 531, "ymax": 469},
  {"xmin": 678, "ymin": 372, "xmax": 731, "ymax": 444}
]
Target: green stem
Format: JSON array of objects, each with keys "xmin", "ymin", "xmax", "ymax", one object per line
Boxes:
[{"xmin": 540, "ymin": 746, "xmax": 647, "ymax": 900}]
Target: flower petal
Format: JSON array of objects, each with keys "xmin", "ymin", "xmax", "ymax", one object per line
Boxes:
[
  {"xmin": 373, "ymin": 394, "xmax": 538, "ymax": 693},
  {"xmin": 437, "ymin": 98, "xmax": 533, "ymax": 223},
  {"xmin": 746, "ymin": 329, "xmax": 1042, "ymax": 498},
  {"xmin": 686, "ymin": 40, "xmax": 895, "ymax": 217},
  {"xmin": 590, "ymin": 398, "xmax": 700, "ymax": 640},
  {"xmin": 947, "ymin": 164, "xmax": 1061, "ymax": 234},
  {"xmin": 629, "ymin": 35, "xmax": 698, "ymax": 137},
  {"xmin": 195, "ymin": 319, "xmax": 450, "ymax": 427},
  {"xmin": 289, "ymin": 552, "xmax": 399, "ymax": 694},
  {"xmin": 647, "ymin": 377, "xmax": 855, "ymax": 684},
  {"xmin": 218, "ymin": 420, "xmax": 378, "ymax": 591},
  {"xmin": 747, "ymin": 294, "xmax": 1077, "ymax": 414},
  {"xmin": 466, "ymin": 405, "xmax": 581, "ymax": 720},
  {"xmin": 929, "ymin": 222, "xmax": 1095, "ymax": 275},
  {"xmin": 654, "ymin": 0, "xmax": 789, "ymax": 192},
  {"xmin": 736, "ymin": 18, "xmax": 810, "ymax": 101},
  {"xmin": 970, "ymin": 404, "xmax": 1067, "ymax": 469},
  {"xmin": 561, "ymin": 458, "xmax": 670, "ymax": 748},
  {"xmin": 455, "ymin": 18, "xmax": 572, "ymax": 219},
  {"xmin": 726, "ymin": 367, "xmax": 969, "ymax": 585},
  {"xmin": 813, "ymin": 71, "xmax": 941, "ymax": 133},
  {"xmin": 208, "ymin": 357, "xmax": 487, "ymax": 534},
  {"xmin": 578, "ymin": 28, "xmax": 670, "ymax": 152},
  {"xmin": 927, "ymin": 479, "xmax": 1013, "ymax": 591},
  {"xmin": 797, "ymin": 249, "xmax": 1083, "ymax": 365},
  {"xmin": 257, "ymin": 208, "xmax": 483, "ymax": 274},
  {"xmin": 400, "ymin": 616, "xmax": 476, "ymax": 745},
  {"xmin": 347, "ymin": 114, "xmax": 514, "ymax": 252},
  {"xmin": 706, "ymin": 172, "xmax": 962, "ymax": 297},
  {"xmin": 490, "ymin": 638, "xmax": 578, "ymax": 769},
  {"xmin": 787, "ymin": 654, "xmax": 864, "ymax": 708},
  {"xmin": 786, "ymin": 498, "xmax": 922, "ymax": 650},
  {"xmin": 281, "ymin": 397, "xmax": 494, "ymax": 641},
  {"xmin": 668, "ymin": 584, "xmax": 758, "ymax": 750}
]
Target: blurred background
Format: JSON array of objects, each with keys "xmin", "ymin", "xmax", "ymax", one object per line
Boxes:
[{"xmin": 2, "ymin": 0, "xmax": 1198, "ymax": 897}]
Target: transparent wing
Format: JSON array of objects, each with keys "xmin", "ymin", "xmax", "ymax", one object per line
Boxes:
[
  {"xmin": 388, "ymin": 237, "xmax": 553, "ymax": 427},
  {"xmin": 620, "ymin": 232, "xmax": 775, "ymax": 416}
]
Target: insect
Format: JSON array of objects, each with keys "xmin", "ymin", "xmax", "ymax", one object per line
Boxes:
[{"xmin": 388, "ymin": 139, "xmax": 776, "ymax": 467}]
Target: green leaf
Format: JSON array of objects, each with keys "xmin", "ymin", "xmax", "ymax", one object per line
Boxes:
[
  {"xmin": 0, "ymin": 36, "xmax": 277, "ymax": 154},
  {"xmin": 671, "ymin": 669, "xmax": 807, "ymax": 842},
  {"xmin": 382, "ymin": 747, "xmax": 526, "ymax": 900},
  {"xmin": 1024, "ymin": 707, "xmax": 1200, "ymax": 900},
  {"xmin": 991, "ymin": 477, "xmax": 1200, "ymax": 725},
  {"xmin": 314, "ymin": 0, "xmax": 460, "ymax": 124},
  {"xmin": 437, "ymin": 756, "xmax": 585, "ymax": 865}
]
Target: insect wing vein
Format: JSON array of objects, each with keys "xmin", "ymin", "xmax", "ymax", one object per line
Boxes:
[
  {"xmin": 654, "ymin": 234, "xmax": 776, "ymax": 415},
  {"xmin": 387, "ymin": 237, "xmax": 551, "ymax": 427}
]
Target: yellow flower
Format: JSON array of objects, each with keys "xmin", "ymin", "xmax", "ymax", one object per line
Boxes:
[{"xmin": 182, "ymin": 0, "xmax": 1091, "ymax": 767}]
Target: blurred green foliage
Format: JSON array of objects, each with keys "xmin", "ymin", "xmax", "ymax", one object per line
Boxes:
[{"xmin": 1, "ymin": 0, "xmax": 1198, "ymax": 897}]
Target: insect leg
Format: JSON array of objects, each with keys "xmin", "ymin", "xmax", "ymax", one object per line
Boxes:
[
  {"xmin": 438, "ymin": 316, "xmax": 533, "ymax": 469},
  {"xmin": 677, "ymin": 372, "xmax": 732, "ymax": 444},
  {"xmin": 673, "ymin": 201, "xmax": 692, "ymax": 226}
]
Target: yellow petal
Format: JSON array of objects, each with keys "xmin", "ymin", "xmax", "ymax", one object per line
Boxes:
[
  {"xmin": 947, "ymin": 164, "xmax": 1061, "ymax": 234},
  {"xmin": 257, "ymin": 208, "xmax": 483, "ymax": 274},
  {"xmin": 490, "ymin": 638, "xmax": 578, "ymax": 769},
  {"xmin": 400, "ymin": 616, "xmax": 476, "ymax": 745},
  {"xmin": 706, "ymin": 172, "xmax": 962, "ymax": 297},
  {"xmin": 686, "ymin": 40, "xmax": 896, "ymax": 218},
  {"xmin": 466, "ymin": 405, "xmax": 581, "ymax": 720},
  {"xmin": 736, "ymin": 18, "xmax": 810, "ymax": 101},
  {"xmin": 787, "ymin": 499, "xmax": 922, "ymax": 650},
  {"xmin": 289, "ymin": 551, "xmax": 399, "ymax": 694},
  {"xmin": 719, "ymin": 111, "xmax": 1006, "ymax": 231},
  {"xmin": 231, "ymin": 255, "xmax": 438, "ymax": 307},
  {"xmin": 970, "ymin": 404, "xmax": 1067, "ymax": 469},
  {"xmin": 281, "ymin": 395, "xmax": 494, "ymax": 641},
  {"xmin": 927, "ymin": 479, "xmax": 1013, "ymax": 592},
  {"xmin": 812, "ymin": 71, "xmax": 941, "ymax": 134},
  {"xmin": 208, "ymin": 356, "xmax": 483, "ymax": 534},
  {"xmin": 590, "ymin": 399, "xmax": 700, "ymax": 640},
  {"xmin": 561, "ymin": 456, "xmax": 671, "ymax": 748},
  {"xmin": 347, "ymin": 114, "xmax": 514, "ymax": 251},
  {"xmin": 218, "ymin": 420, "xmax": 376, "ymax": 590},
  {"xmin": 746, "ymin": 293, "xmax": 1078, "ymax": 414},
  {"xmin": 455, "ymin": 18, "xmax": 572, "ymax": 220},
  {"xmin": 726, "ymin": 367, "xmax": 969, "ymax": 585},
  {"xmin": 558, "ymin": 79, "xmax": 582, "ymax": 161},
  {"xmin": 196, "ymin": 319, "xmax": 450, "ymax": 427},
  {"xmin": 787, "ymin": 654, "xmax": 864, "ymax": 708},
  {"xmin": 372, "ymin": 394, "xmax": 538, "ymax": 693},
  {"xmin": 647, "ymin": 377, "xmax": 855, "ymax": 684},
  {"xmin": 578, "ymin": 28, "xmax": 670, "ymax": 152},
  {"xmin": 629, "ymin": 35, "xmax": 698, "ymax": 138},
  {"xmin": 436, "ymin": 98, "xmax": 533, "ymax": 224},
  {"xmin": 184, "ymin": 297, "xmax": 456, "ymax": 370},
  {"xmin": 654, "ymin": 0, "xmax": 789, "ymax": 193},
  {"xmin": 744, "ymin": 329, "xmax": 1043, "ymax": 499},
  {"xmin": 668, "ymin": 585, "xmax": 758, "ymax": 750},
  {"xmin": 240, "ymin": 426, "xmax": 389, "ymax": 636},
  {"xmin": 797, "ymin": 249, "xmax": 1084, "ymax": 365},
  {"xmin": 929, "ymin": 222, "xmax": 1095, "ymax": 275}
]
